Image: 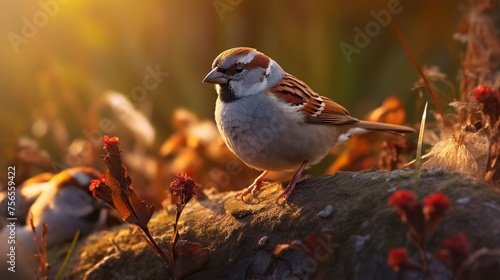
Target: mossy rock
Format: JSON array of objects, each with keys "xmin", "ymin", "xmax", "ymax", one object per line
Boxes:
[{"xmin": 51, "ymin": 169, "xmax": 500, "ymax": 279}]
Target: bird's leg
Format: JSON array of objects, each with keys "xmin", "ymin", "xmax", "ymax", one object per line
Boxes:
[
  {"xmin": 235, "ymin": 170, "xmax": 270, "ymax": 199},
  {"xmin": 277, "ymin": 161, "xmax": 309, "ymax": 202}
]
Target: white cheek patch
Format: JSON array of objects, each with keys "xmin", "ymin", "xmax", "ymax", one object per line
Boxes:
[
  {"xmin": 265, "ymin": 60, "xmax": 276, "ymax": 77},
  {"xmin": 229, "ymin": 76, "xmax": 268, "ymax": 98},
  {"xmin": 338, "ymin": 127, "xmax": 367, "ymax": 143},
  {"xmin": 249, "ymin": 76, "xmax": 268, "ymax": 94},
  {"xmin": 71, "ymin": 171, "xmax": 91, "ymax": 186},
  {"xmin": 229, "ymin": 80, "xmax": 242, "ymax": 97}
]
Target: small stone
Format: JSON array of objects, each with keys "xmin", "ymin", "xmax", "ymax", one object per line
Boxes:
[
  {"xmin": 360, "ymin": 221, "xmax": 369, "ymax": 229},
  {"xmin": 354, "ymin": 235, "xmax": 370, "ymax": 252},
  {"xmin": 456, "ymin": 197, "xmax": 471, "ymax": 205},
  {"xmin": 224, "ymin": 230, "xmax": 233, "ymax": 243},
  {"xmin": 258, "ymin": 236, "xmax": 268, "ymax": 247},
  {"xmin": 484, "ymin": 201, "xmax": 500, "ymax": 212},
  {"xmin": 352, "ymin": 173, "xmax": 359, "ymax": 178},
  {"xmin": 317, "ymin": 205, "xmax": 334, "ymax": 218}
]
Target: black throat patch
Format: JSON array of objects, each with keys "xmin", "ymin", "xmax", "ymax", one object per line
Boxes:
[{"xmin": 218, "ymin": 83, "xmax": 239, "ymax": 103}]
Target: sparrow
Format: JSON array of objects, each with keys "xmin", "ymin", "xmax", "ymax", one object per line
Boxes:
[
  {"xmin": 0, "ymin": 172, "xmax": 53, "ymax": 225},
  {"xmin": 0, "ymin": 167, "xmax": 107, "ymax": 252},
  {"xmin": 202, "ymin": 47, "xmax": 416, "ymax": 201}
]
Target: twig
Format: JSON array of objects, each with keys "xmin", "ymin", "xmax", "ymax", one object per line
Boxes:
[{"xmin": 390, "ymin": 21, "xmax": 452, "ymax": 128}]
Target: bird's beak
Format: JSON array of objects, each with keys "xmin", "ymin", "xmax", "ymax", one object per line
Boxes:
[{"xmin": 202, "ymin": 68, "xmax": 228, "ymax": 84}]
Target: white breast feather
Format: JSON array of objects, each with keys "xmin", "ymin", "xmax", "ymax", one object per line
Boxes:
[{"xmin": 338, "ymin": 127, "xmax": 367, "ymax": 143}]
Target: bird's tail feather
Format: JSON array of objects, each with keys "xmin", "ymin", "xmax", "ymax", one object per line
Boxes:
[{"xmin": 356, "ymin": 120, "xmax": 416, "ymax": 134}]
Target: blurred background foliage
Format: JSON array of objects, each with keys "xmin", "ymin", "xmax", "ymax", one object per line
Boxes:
[{"xmin": 0, "ymin": 0, "xmax": 463, "ymax": 179}]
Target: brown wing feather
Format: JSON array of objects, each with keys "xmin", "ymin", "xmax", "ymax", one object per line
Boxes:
[
  {"xmin": 319, "ymin": 97, "xmax": 360, "ymax": 125},
  {"xmin": 268, "ymin": 73, "xmax": 359, "ymax": 125}
]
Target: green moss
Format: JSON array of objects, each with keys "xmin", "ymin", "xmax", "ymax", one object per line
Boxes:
[
  {"xmin": 390, "ymin": 170, "xmax": 414, "ymax": 181},
  {"xmin": 481, "ymin": 188, "xmax": 500, "ymax": 202},
  {"xmin": 56, "ymin": 170, "xmax": 500, "ymax": 280}
]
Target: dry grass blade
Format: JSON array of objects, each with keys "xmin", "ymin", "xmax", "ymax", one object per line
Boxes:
[
  {"xmin": 30, "ymin": 214, "xmax": 49, "ymax": 280},
  {"xmin": 55, "ymin": 230, "xmax": 80, "ymax": 280},
  {"xmin": 390, "ymin": 21, "xmax": 452, "ymax": 128},
  {"xmin": 414, "ymin": 102, "xmax": 428, "ymax": 190}
]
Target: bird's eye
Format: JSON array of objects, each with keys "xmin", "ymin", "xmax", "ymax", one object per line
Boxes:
[{"xmin": 234, "ymin": 65, "xmax": 245, "ymax": 74}]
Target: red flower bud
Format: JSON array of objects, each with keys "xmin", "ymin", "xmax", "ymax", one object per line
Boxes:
[
  {"xmin": 423, "ymin": 192, "xmax": 450, "ymax": 236},
  {"xmin": 472, "ymin": 85, "xmax": 498, "ymax": 103},
  {"xmin": 388, "ymin": 248, "xmax": 422, "ymax": 272},
  {"xmin": 388, "ymin": 248, "xmax": 408, "ymax": 271},
  {"xmin": 423, "ymin": 192, "xmax": 450, "ymax": 219},
  {"xmin": 442, "ymin": 233, "xmax": 471, "ymax": 258},
  {"xmin": 437, "ymin": 233, "xmax": 472, "ymax": 273},
  {"xmin": 89, "ymin": 174, "xmax": 114, "ymax": 207},
  {"xmin": 388, "ymin": 190, "xmax": 426, "ymax": 247},
  {"xmin": 170, "ymin": 174, "xmax": 197, "ymax": 205},
  {"xmin": 103, "ymin": 135, "xmax": 120, "ymax": 150},
  {"xmin": 388, "ymin": 190, "xmax": 418, "ymax": 210}
]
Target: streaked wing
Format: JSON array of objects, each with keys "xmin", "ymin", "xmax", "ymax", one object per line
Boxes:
[{"xmin": 268, "ymin": 73, "xmax": 359, "ymax": 125}]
